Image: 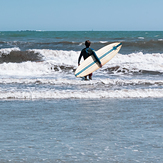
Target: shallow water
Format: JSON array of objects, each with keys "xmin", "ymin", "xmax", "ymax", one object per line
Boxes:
[{"xmin": 0, "ymin": 99, "xmax": 162, "ymax": 162}]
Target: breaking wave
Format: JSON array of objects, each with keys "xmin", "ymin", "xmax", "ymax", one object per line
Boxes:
[
  {"xmin": 1, "ymin": 88, "xmax": 163, "ymax": 99},
  {"xmin": 0, "ymin": 48, "xmax": 42, "ymax": 63},
  {"xmin": 0, "ymin": 48, "xmax": 163, "ymax": 76},
  {"xmin": 0, "ymin": 78, "xmax": 163, "ymax": 86}
]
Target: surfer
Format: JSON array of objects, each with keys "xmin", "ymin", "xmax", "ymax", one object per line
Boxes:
[{"xmin": 78, "ymin": 40, "xmax": 102, "ymax": 80}]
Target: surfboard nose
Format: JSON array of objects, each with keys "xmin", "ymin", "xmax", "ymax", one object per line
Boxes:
[{"xmin": 113, "ymin": 43, "xmax": 122, "ymax": 50}]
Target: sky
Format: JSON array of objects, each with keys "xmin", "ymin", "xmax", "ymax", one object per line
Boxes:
[{"xmin": 0, "ymin": 0, "xmax": 163, "ymax": 31}]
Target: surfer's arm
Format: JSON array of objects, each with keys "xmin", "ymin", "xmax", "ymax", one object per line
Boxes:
[
  {"xmin": 92, "ymin": 49, "xmax": 102, "ymax": 67},
  {"xmin": 78, "ymin": 52, "xmax": 83, "ymax": 65}
]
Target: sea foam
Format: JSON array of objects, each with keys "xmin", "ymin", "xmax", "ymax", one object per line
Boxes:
[
  {"xmin": 0, "ymin": 47, "xmax": 20, "ymax": 56},
  {"xmin": 0, "ymin": 88, "xmax": 163, "ymax": 99},
  {"xmin": 1, "ymin": 49, "xmax": 163, "ymax": 77}
]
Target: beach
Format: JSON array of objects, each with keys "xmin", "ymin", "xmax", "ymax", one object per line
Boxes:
[{"xmin": 0, "ymin": 31, "xmax": 163, "ymax": 162}]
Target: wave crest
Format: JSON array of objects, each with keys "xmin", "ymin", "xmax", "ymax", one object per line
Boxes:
[
  {"xmin": 1, "ymin": 88, "xmax": 163, "ymax": 99},
  {"xmin": 0, "ymin": 47, "xmax": 44, "ymax": 63}
]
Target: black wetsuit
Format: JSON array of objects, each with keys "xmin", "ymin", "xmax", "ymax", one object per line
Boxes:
[{"xmin": 78, "ymin": 48, "xmax": 101, "ymax": 65}]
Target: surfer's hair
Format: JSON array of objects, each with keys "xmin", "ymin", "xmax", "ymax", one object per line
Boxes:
[{"xmin": 85, "ymin": 40, "xmax": 91, "ymax": 48}]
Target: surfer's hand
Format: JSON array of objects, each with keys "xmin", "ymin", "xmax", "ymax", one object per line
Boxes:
[
  {"xmin": 99, "ymin": 64, "xmax": 102, "ymax": 68},
  {"xmin": 78, "ymin": 63, "xmax": 80, "ymax": 66}
]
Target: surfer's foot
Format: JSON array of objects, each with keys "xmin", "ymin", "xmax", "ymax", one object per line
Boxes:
[
  {"xmin": 84, "ymin": 77, "xmax": 88, "ymax": 80},
  {"xmin": 89, "ymin": 76, "xmax": 92, "ymax": 80}
]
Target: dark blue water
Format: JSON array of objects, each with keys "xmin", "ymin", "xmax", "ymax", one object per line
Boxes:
[
  {"xmin": 1, "ymin": 31, "xmax": 163, "ymax": 53},
  {"xmin": 0, "ymin": 99, "xmax": 162, "ymax": 162}
]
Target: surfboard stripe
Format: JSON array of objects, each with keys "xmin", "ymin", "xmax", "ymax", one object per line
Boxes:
[
  {"xmin": 75, "ymin": 43, "xmax": 122, "ymax": 77},
  {"xmin": 99, "ymin": 43, "xmax": 122, "ymax": 60}
]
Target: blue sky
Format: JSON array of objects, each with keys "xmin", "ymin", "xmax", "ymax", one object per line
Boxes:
[{"xmin": 0, "ymin": 0, "xmax": 163, "ymax": 31}]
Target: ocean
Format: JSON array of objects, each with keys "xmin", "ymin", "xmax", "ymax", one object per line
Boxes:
[{"xmin": 0, "ymin": 31, "xmax": 163, "ymax": 162}]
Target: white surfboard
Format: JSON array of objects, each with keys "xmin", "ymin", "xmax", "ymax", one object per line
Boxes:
[{"xmin": 75, "ymin": 42, "xmax": 122, "ymax": 77}]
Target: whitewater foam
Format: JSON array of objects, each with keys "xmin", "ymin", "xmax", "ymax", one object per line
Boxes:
[
  {"xmin": 99, "ymin": 41, "xmax": 108, "ymax": 44},
  {"xmin": 1, "ymin": 49, "xmax": 163, "ymax": 77},
  {"xmin": 0, "ymin": 78, "xmax": 163, "ymax": 86},
  {"xmin": 30, "ymin": 49, "xmax": 163, "ymax": 73},
  {"xmin": 108, "ymin": 52, "xmax": 163, "ymax": 74},
  {"xmin": 138, "ymin": 37, "xmax": 144, "ymax": 40},
  {"xmin": 0, "ymin": 47, "xmax": 20, "ymax": 56},
  {"xmin": 29, "ymin": 49, "xmax": 79, "ymax": 66},
  {"xmin": 1, "ymin": 88, "xmax": 163, "ymax": 99},
  {"xmin": 0, "ymin": 62, "xmax": 51, "ymax": 77}
]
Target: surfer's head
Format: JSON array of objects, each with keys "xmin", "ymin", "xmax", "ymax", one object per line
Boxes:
[{"xmin": 85, "ymin": 40, "xmax": 91, "ymax": 48}]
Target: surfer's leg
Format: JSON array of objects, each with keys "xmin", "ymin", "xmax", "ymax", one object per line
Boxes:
[
  {"xmin": 84, "ymin": 76, "xmax": 88, "ymax": 80},
  {"xmin": 89, "ymin": 73, "xmax": 92, "ymax": 80}
]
